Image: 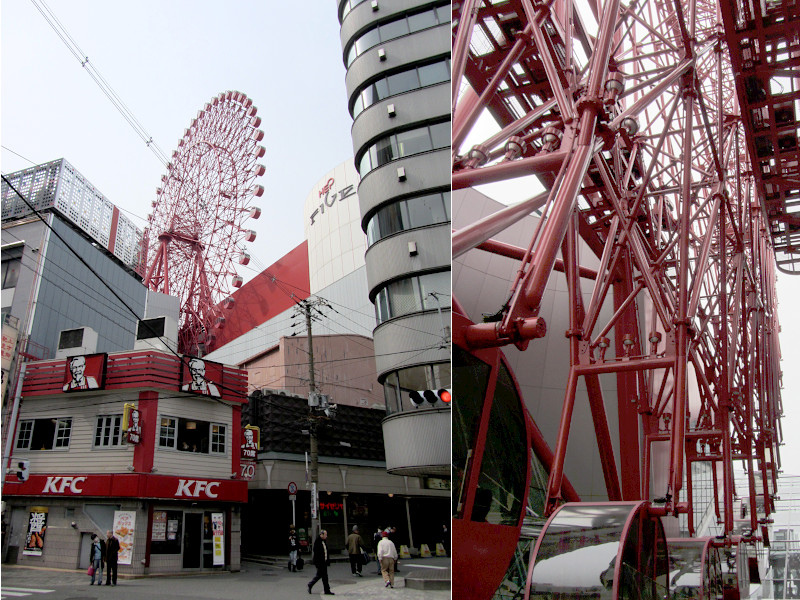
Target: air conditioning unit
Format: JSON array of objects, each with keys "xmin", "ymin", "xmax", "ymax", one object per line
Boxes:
[
  {"xmin": 55, "ymin": 327, "xmax": 98, "ymax": 359},
  {"xmin": 134, "ymin": 316, "xmax": 178, "ymax": 353}
]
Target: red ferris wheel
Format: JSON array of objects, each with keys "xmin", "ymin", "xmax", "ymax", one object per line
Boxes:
[{"xmin": 141, "ymin": 90, "xmax": 265, "ymax": 356}]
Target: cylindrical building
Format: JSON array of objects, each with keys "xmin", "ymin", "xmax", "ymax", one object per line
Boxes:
[{"xmin": 338, "ymin": 0, "xmax": 451, "ymax": 477}]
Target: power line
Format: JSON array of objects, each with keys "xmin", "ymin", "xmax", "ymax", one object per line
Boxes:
[
  {"xmin": 1, "ymin": 176, "xmax": 243, "ymax": 402},
  {"xmin": 29, "ymin": 0, "xmax": 170, "ymax": 166},
  {"xmin": 1, "ymin": 146, "xmax": 37, "ymax": 166}
]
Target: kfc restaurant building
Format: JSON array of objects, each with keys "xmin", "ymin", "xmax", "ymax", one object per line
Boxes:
[{"xmin": 2, "ymin": 350, "xmax": 251, "ymax": 575}]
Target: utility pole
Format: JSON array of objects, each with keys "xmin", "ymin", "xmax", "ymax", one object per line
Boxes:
[
  {"xmin": 305, "ymin": 300, "xmax": 320, "ymax": 541},
  {"xmin": 294, "ymin": 297, "xmax": 335, "ymax": 543}
]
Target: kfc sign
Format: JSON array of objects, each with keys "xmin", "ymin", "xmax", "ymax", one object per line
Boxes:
[
  {"xmin": 42, "ymin": 476, "xmax": 86, "ymax": 494},
  {"xmin": 241, "ymin": 426, "xmax": 259, "ymax": 461},
  {"xmin": 175, "ymin": 479, "xmax": 220, "ymax": 499}
]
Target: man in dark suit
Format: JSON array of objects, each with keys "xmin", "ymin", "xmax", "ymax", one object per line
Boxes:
[
  {"xmin": 105, "ymin": 530, "xmax": 120, "ymax": 586},
  {"xmin": 307, "ymin": 530, "xmax": 334, "ymax": 595}
]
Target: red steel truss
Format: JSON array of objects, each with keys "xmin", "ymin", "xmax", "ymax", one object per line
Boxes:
[
  {"xmin": 452, "ymin": 0, "xmax": 794, "ymax": 546},
  {"xmin": 141, "ymin": 91, "xmax": 265, "ymax": 356}
]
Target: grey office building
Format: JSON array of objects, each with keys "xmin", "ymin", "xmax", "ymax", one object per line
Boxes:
[{"xmin": 338, "ymin": 0, "xmax": 451, "ymax": 477}]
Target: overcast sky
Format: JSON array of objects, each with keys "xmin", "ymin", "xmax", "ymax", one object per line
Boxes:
[{"xmin": 1, "ymin": 0, "xmax": 354, "ymax": 278}]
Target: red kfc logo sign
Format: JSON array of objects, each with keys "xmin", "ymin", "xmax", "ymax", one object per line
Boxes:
[{"xmin": 175, "ymin": 479, "xmax": 220, "ymax": 498}]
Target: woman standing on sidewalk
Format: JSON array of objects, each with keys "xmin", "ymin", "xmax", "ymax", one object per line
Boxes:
[
  {"xmin": 88, "ymin": 533, "xmax": 105, "ymax": 585},
  {"xmin": 376, "ymin": 530, "xmax": 398, "ymax": 588}
]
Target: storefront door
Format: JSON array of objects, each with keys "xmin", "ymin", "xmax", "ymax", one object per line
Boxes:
[{"xmin": 183, "ymin": 513, "xmax": 201, "ymax": 568}]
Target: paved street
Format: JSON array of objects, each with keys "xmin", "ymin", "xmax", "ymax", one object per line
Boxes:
[{"xmin": 0, "ymin": 557, "xmax": 451, "ymax": 600}]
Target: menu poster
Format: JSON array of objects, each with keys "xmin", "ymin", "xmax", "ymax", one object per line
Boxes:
[
  {"xmin": 152, "ymin": 511, "xmax": 167, "ymax": 542},
  {"xmin": 113, "ymin": 510, "xmax": 136, "ymax": 565},
  {"xmin": 23, "ymin": 508, "xmax": 48, "ymax": 556},
  {"xmin": 168, "ymin": 518, "xmax": 179, "ymax": 541},
  {"xmin": 212, "ymin": 512, "xmax": 224, "ymax": 566}
]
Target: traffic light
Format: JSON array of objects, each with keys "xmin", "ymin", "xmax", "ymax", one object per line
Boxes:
[
  {"xmin": 409, "ymin": 389, "xmax": 451, "ymax": 407},
  {"xmin": 16, "ymin": 459, "xmax": 29, "ymax": 482}
]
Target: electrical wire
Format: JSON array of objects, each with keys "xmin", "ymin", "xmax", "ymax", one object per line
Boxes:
[{"xmin": 29, "ymin": 0, "xmax": 170, "ymax": 167}]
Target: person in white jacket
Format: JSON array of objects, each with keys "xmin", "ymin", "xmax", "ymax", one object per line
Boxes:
[{"xmin": 376, "ymin": 530, "xmax": 398, "ymax": 588}]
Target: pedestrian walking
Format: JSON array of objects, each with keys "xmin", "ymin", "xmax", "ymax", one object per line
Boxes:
[
  {"xmin": 345, "ymin": 525, "xmax": 367, "ymax": 577},
  {"xmin": 105, "ymin": 529, "xmax": 120, "ymax": 586},
  {"xmin": 289, "ymin": 526, "xmax": 300, "ymax": 572},
  {"xmin": 388, "ymin": 526, "xmax": 400, "ymax": 572},
  {"xmin": 307, "ymin": 530, "xmax": 334, "ymax": 595},
  {"xmin": 373, "ymin": 527, "xmax": 383, "ymax": 574},
  {"xmin": 88, "ymin": 533, "xmax": 105, "ymax": 585},
  {"xmin": 377, "ymin": 530, "xmax": 398, "ymax": 588}
]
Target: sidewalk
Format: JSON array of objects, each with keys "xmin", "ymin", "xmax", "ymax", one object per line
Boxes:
[{"xmin": 0, "ymin": 557, "xmax": 451, "ymax": 599}]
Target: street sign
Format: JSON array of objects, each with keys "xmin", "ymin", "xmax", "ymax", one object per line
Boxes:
[{"xmin": 288, "ymin": 481, "xmax": 297, "ymax": 494}]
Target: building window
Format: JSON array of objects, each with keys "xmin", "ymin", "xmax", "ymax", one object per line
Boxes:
[
  {"xmin": 345, "ymin": 3, "xmax": 450, "ymax": 67},
  {"xmin": 358, "ymin": 121, "xmax": 450, "ymax": 177},
  {"xmin": 1, "ymin": 257, "xmax": 21, "ymax": 289},
  {"xmin": 159, "ymin": 417, "xmax": 177, "ymax": 448},
  {"xmin": 383, "ymin": 362, "xmax": 451, "ymax": 414},
  {"xmin": 366, "ymin": 191, "xmax": 450, "ymax": 245},
  {"xmin": 211, "ymin": 425, "xmax": 226, "ymax": 454},
  {"xmin": 351, "ymin": 58, "xmax": 451, "ymax": 118},
  {"xmin": 15, "ymin": 418, "xmax": 72, "ymax": 450},
  {"xmin": 159, "ymin": 416, "xmax": 227, "ymax": 454},
  {"xmin": 374, "ymin": 271, "xmax": 450, "ymax": 324},
  {"xmin": 94, "ymin": 415, "xmax": 123, "ymax": 447}
]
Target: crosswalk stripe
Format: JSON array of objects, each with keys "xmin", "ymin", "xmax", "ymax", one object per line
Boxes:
[
  {"xmin": 3, "ymin": 589, "xmax": 54, "ymax": 593},
  {"xmin": 3, "ymin": 592, "xmax": 33, "ymax": 597}
]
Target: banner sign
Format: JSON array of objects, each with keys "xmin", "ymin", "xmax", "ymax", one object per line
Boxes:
[
  {"xmin": 23, "ymin": 507, "xmax": 48, "ymax": 556},
  {"xmin": 2, "ymin": 473, "xmax": 247, "ymax": 503},
  {"xmin": 181, "ymin": 356, "xmax": 223, "ymax": 397},
  {"xmin": 113, "ymin": 510, "xmax": 135, "ymax": 565},
  {"xmin": 152, "ymin": 511, "xmax": 167, "ymax": 542},
  {"xmin": 241, "ymin": 426, "xmax": 259, "ymax": 460},
  {"xmin": 212, "ymin": 512, "xmax": 224, "ymax": 566},
  {"xmin": 62, "ymin": 353, "xmax": 107, "ymax": 392}
]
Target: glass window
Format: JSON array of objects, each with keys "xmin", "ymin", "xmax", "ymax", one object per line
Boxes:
[
  {"xmin": 211, "ymin": 424, "xmax": 226, "ymax": 454},
  {"xmin": 354, "ymin": 27, "xmax": 381, "ymax": 56},
  {"xmin": 160, "ymin": 416, "xmax": 227, "ymax": 454},
  {"xmin": 94, "ymin": 415, "xmax": 123, "ymax": 447},
  {"xmin": 16, "ymin": 417, "xmax": 72, "ymax": 450},
  {"xmin": 367, "ymin": 192, "xmax": 450, "ymax": 246},
  {"xmin": 359, "ymin": 152, "xmax": 372, "ymax": 177},
  {"xmin": 396, "ymin": 128, "xmax": 432, "ymax": 157},
  {"xmin": 453, "ymin": 347, "xmax": 491, "ymax": 516},
  {"xmin": 379, "ymin": 18, "xmax": 410, "ymax": 42},
  {"xmin": 55, "ymin": 419, "xmax": 72, "ymax": 448},
  {"xmin": 418, "ymin": 60, "xmax": 450, "ymax": 87},
  {"xmin": 408, "ymin": 10, "xmax": 438, "ymax": 32},
  {"xmin": 374, "ymin": 136, "xmax": 396, "ymax": 166},
  {"xmin": 352, "ymin": 95, "xmax": 364, "ymax": 118},
  {"xmin": 429, "ymin": 121, "xmax": 451, "ymax": 150},
  {"xmin": 1, "ymin": 258, "xmax": 21, "ymax": 289},
  {"xmin": 474, "ymin": 362, "xmax": 526, "ymax": 525},
  {"xmin": 375, "ymin": 271, "xmax": 451, "ymax": 324},
  {"xmin": 387, "ymin": 70, "xmax": 420, "ymax": 96},
  {"xmin": 420, "ymin": 272, "xmax": 451, "ymax": 310},
  {"xmin": 15, "ymin": 420, "xmax": 33, "ymax": 449},
  {"xmin": 389, "ymin": 277, "xmax": 418, "ymax": 316},
  {"xmin": 375, "ymin": 287, "xmax": 391, "ymax": 323},
  {"xmin": 436, "ymin": 5, "xmax": 450, "ymax": 22},
  {"xmin": 159, "ymin": 417, "xmax": 177, "ymax": 448},
  {"xmin": 406, "ymin": 193, "xmax": 448, "ymax": 229}
]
